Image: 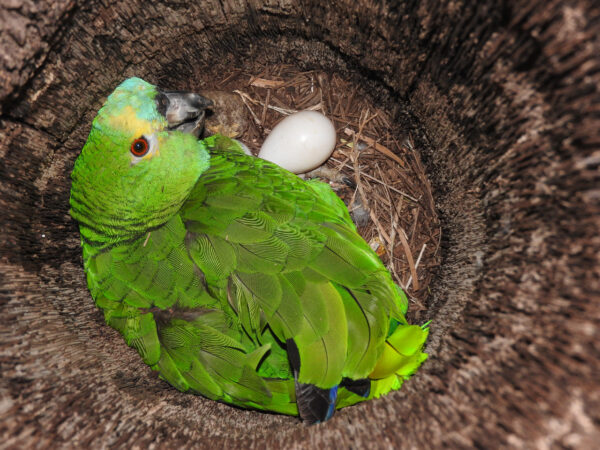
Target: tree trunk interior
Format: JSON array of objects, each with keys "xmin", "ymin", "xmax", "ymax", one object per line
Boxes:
[{"xmin": 1, "ymin": 0, "xmax": 599, "ymax": 447}]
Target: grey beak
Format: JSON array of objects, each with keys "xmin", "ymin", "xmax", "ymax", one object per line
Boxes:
[{"xmin": 156, "ymin": 90, "xmax": 213, "ymax": 137}]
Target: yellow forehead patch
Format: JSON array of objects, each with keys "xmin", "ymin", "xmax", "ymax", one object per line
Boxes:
[{"xmin": 107, "ymin": 105, "xmax": 159, "ymax": 138}]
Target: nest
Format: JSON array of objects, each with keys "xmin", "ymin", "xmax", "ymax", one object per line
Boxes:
[{"xmin": 203, "ymin": 64, "xmax": 441, "ymax": 321}]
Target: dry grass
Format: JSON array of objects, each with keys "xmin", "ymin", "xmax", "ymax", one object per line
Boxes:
[{"xmin": 211, "ymin": 64, "xmax": 441, "ymax": 321}]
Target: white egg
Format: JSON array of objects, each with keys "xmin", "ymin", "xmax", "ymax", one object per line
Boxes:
[{"xmin": 258, "ymin": 111, "xmax": 336, "ymax": 173}]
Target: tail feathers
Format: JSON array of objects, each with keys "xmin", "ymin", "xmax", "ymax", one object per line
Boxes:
[
  {"xmin": 340, "ymin": 377, "xmax": 371, "ymax": 397},
  {"xmin": 287, "ymin": 338, "xmax": 339, "ymax": 423},
  {"xmin": 369, "ymin": 323, "xmax": 429, "ymax": 379},
  {"xmin": 337, "ymin": 323, "xmax": 428, "ymax": 409},
  {"xmin": 295, "ymin": 382, "xmax": 338, "ymax": 424}
]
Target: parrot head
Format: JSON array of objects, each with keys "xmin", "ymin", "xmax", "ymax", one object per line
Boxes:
[{"xmin": 70, "ymin": 77, "xmax": 213, "ymax": 245}]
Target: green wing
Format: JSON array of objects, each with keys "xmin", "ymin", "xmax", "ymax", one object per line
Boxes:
[
  {"xmin": 83, "ymin": 213, "xmax": 297, "ymax": 414},
  {"xmin": 181, "ymin": 135, "xmax": 407, "ymax": 386}
]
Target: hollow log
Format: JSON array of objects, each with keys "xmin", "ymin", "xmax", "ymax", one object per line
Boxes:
[{"xmin": 1, "ymin": 0, "xmax": 598, "ymax": 447}]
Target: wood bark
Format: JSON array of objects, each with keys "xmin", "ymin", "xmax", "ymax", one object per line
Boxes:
[{"xmin": 1, "ymin": 0, "xmax": 599, "ymax": 448}]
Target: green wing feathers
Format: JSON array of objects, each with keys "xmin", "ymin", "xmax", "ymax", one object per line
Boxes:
[{"xmin": 83, "ymin": 134, "xmax": 427, "ymax": 417}]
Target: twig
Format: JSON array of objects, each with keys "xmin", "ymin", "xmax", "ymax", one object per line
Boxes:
[
  {"xmin": 333, "ymin": 155, "xmax": 350, "ymax": 173},
  {"xmin": 250, "ymin": 77, "xmax": 285, "ymax": 89},
  {"xmin": 369, "ymin": 209, "xmax": 391, "ymax": 244},
  {"xmin": 374, "ymin": 162, "xmax": 401, "ymax": 281},
  {"xmin": 410, "ymin": 208, "xmax": 420, "ymax": 245},
  {"xmin": 233, "ymin": 90, "xmax": 262, "ymax": 127},
  {"xmin": 387, "ymin": 208, "xmax": 400, "ymax": 281},
  {"xmin": 329, "ymin": 157, "xmax": 419, "ymax": 201},
  {"xmin": 359, "ymin": 111, "xmax": 379, "ymax": 128},
  {"xmin": 371, "ymin": 191, "xmax": 391, "ymax": 208},
  {"xmin": 261, "ymin": 89, "xmax": 271, "ymax": 126},
  {"xmin": 344, "ymin": 128, "xmax": 406, "ymax": 167},
  {"xmin": 351, "ymin": 124, "xmax": 371, "ymax": 229},
  {"xmin": 269, "ymin": 104, "xmax": 321, "ymax": 115},
  {"xmin": 235, "ymin": 90, "xmax": 321, "ymax": 116},
  {"xmin": 398, "ymin": 228, "xmax": 419, "ymax": 291},
  {"xmin": 344, "ymin": 87, "xmax": 357, "ymax": 116},
  {"xmin": 217, "ymin": 70, "xmax": 240, "ymax": 88},
  {"xmin": 406, "ymin": 243, "xmax": 427, "ymax": 289},
  {"xmin": 376, "ymin": 108, "xmax": 392, "ymax": 128}
]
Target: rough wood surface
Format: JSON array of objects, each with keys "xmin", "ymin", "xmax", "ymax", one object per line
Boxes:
[{"xmin": 1, "ymin": 0, "xmax": 599, "ymax": 448}]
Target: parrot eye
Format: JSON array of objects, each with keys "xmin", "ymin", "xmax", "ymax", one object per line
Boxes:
[{"xmin": 131, "ymin": 137, "xmax": 149, "ymax": 157}]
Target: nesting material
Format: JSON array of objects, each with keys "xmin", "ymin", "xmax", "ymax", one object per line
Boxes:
[{"xmin": 204, "ymin": 65, "xmax": 441, "ymax": 321}]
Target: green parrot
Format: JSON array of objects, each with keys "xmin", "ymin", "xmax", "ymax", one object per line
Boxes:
[{"xmin": 70, "ymin": 77, "xmax": 428, "ymax": 423}]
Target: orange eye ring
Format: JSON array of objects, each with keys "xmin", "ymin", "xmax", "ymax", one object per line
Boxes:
[{"xmin": 131, "ymin": 137, "xmax": 149, "ymax": 157}]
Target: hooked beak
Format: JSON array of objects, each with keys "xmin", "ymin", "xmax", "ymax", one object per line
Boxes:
[{"xmin": 156, "ymin": 89, "xmax": 213, "ymax": 138}]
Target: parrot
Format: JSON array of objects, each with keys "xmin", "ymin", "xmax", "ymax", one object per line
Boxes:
[{"xmin": 69, "ymin": 77, "xmax": 429, "ymax": 423}]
